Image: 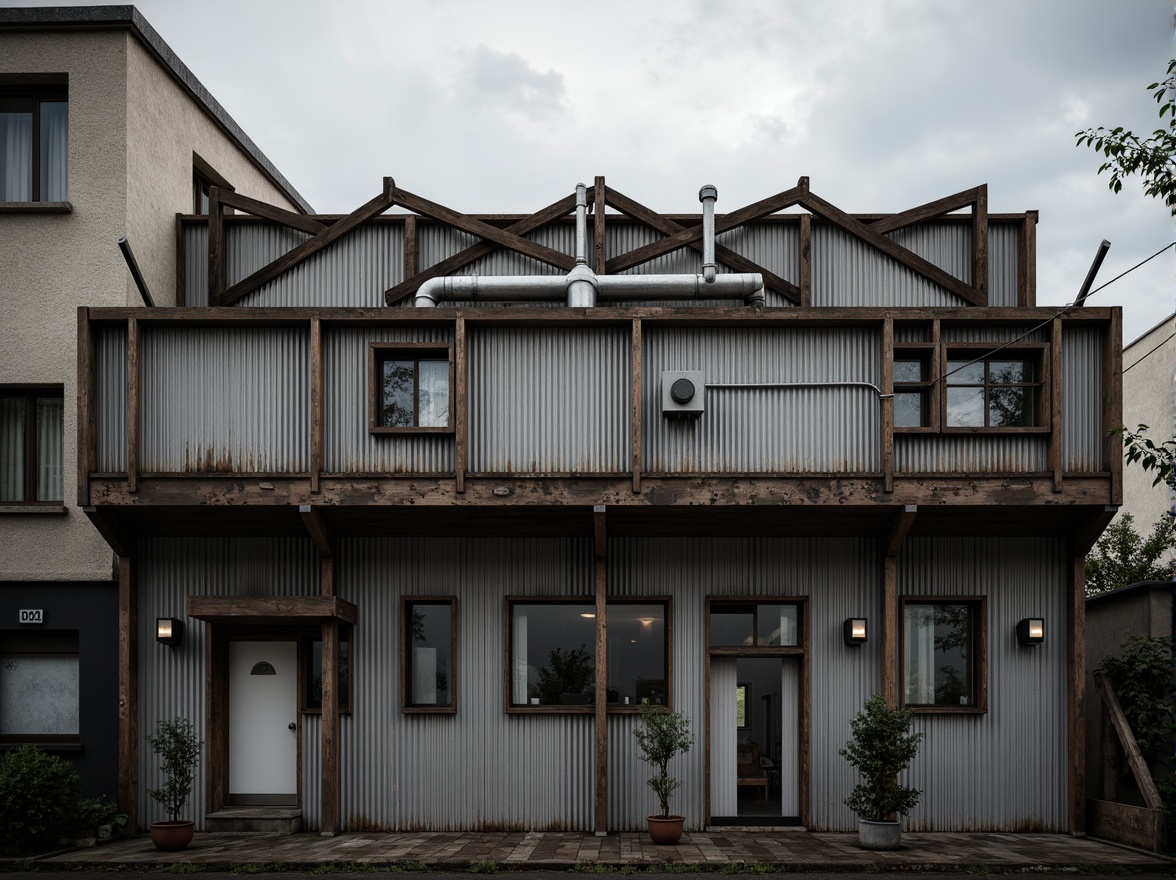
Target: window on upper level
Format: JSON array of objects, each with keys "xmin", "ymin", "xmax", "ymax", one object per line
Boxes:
[
  {"xmin": 944, "ymin": 352, "xmax": 1043, "ymax": 429},
  {"xmin": 368, "ymin": 344, "xmax": 453, "ymax": 434},
  {"xmin": 0, "ymin": 84, "xmax": 67, "ymax": 203},
  {"xmin": 192, "ymin": 153, "xmax": 233, "ymax": 215},
  {"xmin": 0, "ymin": 387, "xmax": 63, "ymax": 504}
]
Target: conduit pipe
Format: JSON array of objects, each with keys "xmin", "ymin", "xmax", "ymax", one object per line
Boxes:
[{"xmin": 413, "ymin": 182, "xmax": 765, "ymax": 310}]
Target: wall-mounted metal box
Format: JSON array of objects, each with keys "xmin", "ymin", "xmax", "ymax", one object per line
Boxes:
[{"xmin": 661, "ymin": 371, "xmax": 705, "ymax": 418}]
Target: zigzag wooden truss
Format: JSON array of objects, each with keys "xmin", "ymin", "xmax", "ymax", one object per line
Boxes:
[{"xmin": 203, "ymin": 176, "xmax": 1012, "ymax": 309}]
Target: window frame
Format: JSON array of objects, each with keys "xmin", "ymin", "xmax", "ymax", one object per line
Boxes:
[
  {"xmin": 504, "ymin": 596, "xmax": 672, "ymax": 715},
  {"xmin": 300, "ymin": 627, "xmax": 352, "ymax": 715},
  {"xmin": 0, "ymin": 385, "xmax": 64, "ymax": 507},
  {"xmin": 0, "ymin": 83, "xmax": 68, "ymax": 204},
  {"xmin": 368, "ymin": 343, "xmax": 455, "ymax": 435},
  {"xmin": 0, "ymin": 630, "xmax": 81, "ymax": 744},
  {"xmin": 892, "ymin": 344, "xmax": 938, "ymax": 434},
  {"xmin": 400, "ymin": 596, "xmax": 457, "ymax": 715},
  {"xmin": 898, "ymin": 595, "xmax": 987, "ymax": 714},
  {"xmin": 706, "ymin": 599, "xmax": 805, "ymax": 654},
  {"xmin": 735, "ymin": 681, "xmax": 751, "ymax": 730},
  {"xmin": 941, "ymin": 344, "xmax": 1049, "ymax": 433}
]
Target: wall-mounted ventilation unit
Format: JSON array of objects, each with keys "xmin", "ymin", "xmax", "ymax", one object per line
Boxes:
[{"xmin": 662, "ymin": 371, "xmax": 705, "ymax": 418}]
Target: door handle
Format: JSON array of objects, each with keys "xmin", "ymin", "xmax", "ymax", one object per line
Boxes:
[{"xmin": 288, "ymin": 722, "xmax": 296, "ymax": 731}]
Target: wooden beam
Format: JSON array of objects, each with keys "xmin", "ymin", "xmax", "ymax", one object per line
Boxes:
[
  {"xmin": 175, "ymin": 214, "xmax": 186, "ymax": 307},
  {"xmin": 321, "ymin": 615, "xmax": 339, "ymax": 835},
  {"xmin": 1087, "ymin": 799, "xmax": 1169, "ymax": 853},
  {"xmin": 602, "ymin": 185, "xmax": 801, "ymax": 303},
  {"xmin": 882, "ymin": 317, "xmax": 895, "ymax": 493},
  {"xmin": 384, "ymin": 192, "xmax": 579, "ymax": 305},
  {"xmin": 1068, "ymin": 552, "xmax": 1086, "ymax": 834},
  {"xmin": 403, "ymin": 214, "xmax": 418, "ymax": 281},
  {"xmin": 310, "ymin": 318, "xmax": 323, "ymax": 495},
  {"xmin": 222, "ymin": 178, "xmax": 397, "ymax": 306},
  {"xmin": 1095, "ymin": 675, "xmax": 1162, "ymax": 809},
  {"xmin": 594, "ymin": 176, "xmax": 607, "ymax": 275},
  {"xmin": 126, "ymin": 318, "xmax": 140, "ymax": 494},
  {"xmin": 884, "ymin": 505, "xmax": 917, "ymax": 558},
  {"xmin": 77, "ymin": 308, "xmax": 95, "ymax": 506},
  {"xmin": 299, "ymin": 504, "xmax": 335, "ymax": 559},
  {"xmin": 216, "ymin": 190, "xmax": 326, "ymax": 235},
  {"xmin": 593, "ymin": 504, "xmax": 608, "ymax": 834},
  {"xmin": 117, "ymin": 554, "xmax": 138, "ymax": 831},
  {"xmin": 1050, "ymin": 318, "xmax": 1063, "ymax": 492},
  {"xmin": 187, "ymin": 594, "xmax": 357, "ymax": 625},
  {"xmin": 605, "ymin": 179, "xmax": 809, "ymax": 279},
  {"xmin": 208, "ymin": 187, "xmax": 224, "ymax": 305},
  {"xmin": 882, "ymin": 554, "xmax": 897, "ymax": 707},
  {"xmin": 83, "ymin": 506, "xmax": 135, "ymax": 557},
  {"xmin": 455, "ymin": 317, "xmax": 466, "ymax": 494},
  {"xmin": 1103, "ymin": 707, "xmax": 1118, "ymax": 803},
  {"xmin": 1018, "ymin": 211, "xmax": 1038, "ymax": 307},
  {"xmin": 865, "ymin": 185, "xmax": 986, "ymax": 235},
  {"xmin": 631, "ymin": 319, "xmax": 642, "ymax": 494},
  {"xmin": 801, "ymin": 191, "xmax": 986, "ymax": 306},
  {"xmin": 971, "ymin": 185, "xmax": 988, "ymax": 297},
  {"xmin": 1105, "ymin": 309, "xmax": 1123, "ymax": 505},
  {"xmin": 799, "ymin": 214, "xmax": 811, "ymax": 307}
]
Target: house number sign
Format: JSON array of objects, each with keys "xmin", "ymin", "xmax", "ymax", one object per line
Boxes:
[{"xmin": 19, "ymin": 609, "xmax": 44, "ymax": 624}]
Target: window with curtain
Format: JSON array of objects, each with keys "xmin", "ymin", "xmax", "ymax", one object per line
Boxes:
[
  {"xmin": 368, "ymin": 344, "xmax": 453, "ymax": 433},
  {"xmin": 1, "ymin": 387, "xmax": 63, "ymax": 504},
  {"xmin": 901, "ymin": 598, "xmax": 986, "ymax": 710},
  {"xmin": 0, "ymin": 85, "xmax": 67, "ymax": 202}
]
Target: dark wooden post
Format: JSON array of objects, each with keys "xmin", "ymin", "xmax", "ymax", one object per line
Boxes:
[
  {"xmin": 118, "ymin": 554, "xmax": 138, "ymax": 830},
  {"xmin": 1067, "ymin": 550, "xmax": 1086, "ymax": 834},
  {"xmin": 77, "ymin": 308, "xmax": 95, "ymax": 507},
  {"xmin": 593, "ymin": 505, "xmax": 608, "ymax": 834},
  {"xmin": 321, "ymin": 612, "xmax": 339, "ymax": 836},
  {"xmin": 455, "ymin": 317, "xmax": 467, "ymax": 494},
  {"xmin": 310, "ymin": 318, "xmax": 323, "ymax": 494},
  {"xmin": 799, "ymin": 214, "xmax": 811, "ymax": 307},
  {"xmin": 126, "ymin": 318, "xmax": 140, "ymax": 494},
  {"xmin": 594, "ymin": 176, "xmax": 607, "ymax": 275},
  {"xmin": 882, "ymin": 317, "xmax": 894, "ymax": 493},
  {"xmin": 1049, "ymin": 318, "xmax": 1063, "ymax": 492},
  {"xmin": 630, "ymin": 319, "xmax": 642, "ymax": 494}
]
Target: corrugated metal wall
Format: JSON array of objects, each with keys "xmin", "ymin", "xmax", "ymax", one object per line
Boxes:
[
  {"xmin": 896, "ymin": 436, "xmax": 1048, "ymax": 474},
  {"xmin": 1062, "ymin": 325, "xmax": 1103, "ymax": 472},
  {"xmin": 986, "ymin": 223, "xmax": 1020, "ymax": 307},
  {"xmin": 324, "ymin": 326, "xmax": 456, "ymax": 474},
  {"xmin": 643, "ymin": 327, "xmax": 881, "ymax": 473},
  {"xmin": 898, "ymin": 537, "xmax": 1068, "ymax": 832},
  {"xmin": 812, "ymin": 226, "xmax": 962, "ymax": 308},
  {"xmin": 141, "ymin": 327, "xmax": 310, "ymax": 473},
  {"xmin": 468, "ymin": 327, "xmax": 630, "ymax": 473},
  {"xmin": 96, "ymin": 324, "xmax": 127, "ymax": 472},
  {"xmin": 136, "ymin": 537, "xmax": 320, "ymax": 829}
]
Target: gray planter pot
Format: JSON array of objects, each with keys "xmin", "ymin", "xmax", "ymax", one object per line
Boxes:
[{"xmin": 858, "ymin": 818, "xmax": 902, "ymax": 850}]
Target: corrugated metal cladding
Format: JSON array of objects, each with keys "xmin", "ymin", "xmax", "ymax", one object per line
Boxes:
[
  {"xmin": 1062, "ymin": 325, "xmax": 1103, "ymax": 472},
  {"xmin": 940, "ymin": 325, "xmax": 1047, "ymax": 344},
  {"xmin": 336, "ymin": 538, "xmax": 595, "ymax": 832},
  {"xmin": 95, "ymin": 324, "xmax": 127, "ymax": 472},
  {"xmin": 895, "ymin": 436, "xmax": 1048, "ymax": 474},
  {"xmin": 882, "ymin": 221, "xmax": 1020, "ymax": 309},
  {"xmin": 468, "ymin": 326, "xmax": 629, "ymax": 473},
  {"xmin": 608, "ymin": 537, "xmax": 879, "ymax": 831},
  {"xmin": 643, "ymin": 327, "xmax": 881, "ymax": 473},
  {"xmin": 324, "ymin": 326, "xmax": 455, "ymax": 473},
  {"xmin": 813, "ymin": 226, "xmax": 961, "ymax": 308},
  {"xmin": 898, "ymin": 537, "xmax": 1068, "ymax": 832},
  {"xmin": 141, "ymin": 327, "xmax": 309, "ymax": 473},
  {"xmin": 135, "ymin": 538, "xmax": 320, "ymax": 830},
  {"xmin": 986, "ymin": 223, "xmax": 1020, "ymax": 307},
  {"xmin": 183, "ymin": 224, "xmax": 209, "ymax": 307}
]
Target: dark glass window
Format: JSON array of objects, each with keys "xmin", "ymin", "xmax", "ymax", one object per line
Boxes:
[
  {"xmin": 604, "ymin": 603, "xmax": 667, "ymax": 707},
  {"xmin": 902, "ymin": 601, "xmax": 983, "ymax": 709},
  {"xmin": 0, "ymin": 86, "xmax": 67, "ymax": 202},
  {"xmin": 710, "ymin": 603, "xmax": 800, "ymax": 648},
  {"xmin": 403, "ymin": 599, "xmax": 455, "ymax": 710},
  {"xmin": 369, "ymin": 345, "xmax": 452, "ymax": 432},
  {"xmin": 0, "ymin": 388, "xmax": 63, "ymax": 504},
  {"xmin": 303, "ymin": 633, "xmax": 350, "ymax": 712},
  {"xmin": 946, "ymin": 356, "xmax": 1039, "ymax": 428},
  {"xmin": 893, "ymin": 354, "xmax": 931, "ymax": 428}
]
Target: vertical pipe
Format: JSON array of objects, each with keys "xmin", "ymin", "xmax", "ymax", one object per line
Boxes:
[
  {"xmin": 575, "ymin": 183, "xmax": 588, "ymax": 266},
  {"xmin": 699, "ymin": 185, "xmax": 717, "ymax": 283}
]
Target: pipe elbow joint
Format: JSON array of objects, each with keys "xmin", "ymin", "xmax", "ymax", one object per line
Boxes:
[{"xmin": 703, "ymin": 265, "xmax": 717, "ymax": 284}]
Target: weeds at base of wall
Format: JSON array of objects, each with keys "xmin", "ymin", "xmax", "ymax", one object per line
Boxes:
[{"xmin": 469, "ymin": 861, "xmax": 500, "ymax": 874}]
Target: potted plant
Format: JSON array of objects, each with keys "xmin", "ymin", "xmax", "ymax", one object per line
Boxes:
[
  {"xmin": 633, "ymin": 703, "xmax": 694, "ymax": 844},
  {"xmin": 839, "ymin": 693, "xmax": 923, "ymax": 850},
  {"xmin": 146, "ymin": 718, "xmax": 203, "ymax": 851},
  {"xmin": 71, "ymin": 795, "xmax": 122, "ymax": 846}
]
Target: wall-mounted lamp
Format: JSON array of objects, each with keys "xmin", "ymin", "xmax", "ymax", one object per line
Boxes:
[
  {"xmin": 843, "ymin": 617, "xmax": 868, "ymax": 646},
  {"xmin": 156, "ymin": 617, "xmax": 184, "ymax": 647},
  {"xmin": 1016, "ymin": 617, "xmax": 1045, "ymax": 647}
]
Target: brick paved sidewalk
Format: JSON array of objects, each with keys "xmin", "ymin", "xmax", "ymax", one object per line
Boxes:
[{"xmin": 28, "ymin": 830, "xmax": 1173, "ymax": 871}]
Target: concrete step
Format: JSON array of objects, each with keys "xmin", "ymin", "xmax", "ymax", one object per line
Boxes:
[{"xmin": 204, "ymin": 807, "xmax": 302, "ymax": 834}]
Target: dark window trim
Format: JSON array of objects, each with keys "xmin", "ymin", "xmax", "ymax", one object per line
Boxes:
[
  {"xmin": 299, "ymin": 626, "xmax": 352, "ymax": 715},
  {"xmin": 940, "ymin": 343, "xmax": 1049, "ymax": 433},
  {"xmin": 0, "ymin": 629, "xmax": 80, "ymax": 743},
  {"xmin": 503, "ymin": 596, "xmax": 672, "ymax": 715},
  {"xmin": 706, "ymin": 597, "xmax": 805, "ymax": 651},
  {"xmin": 898, "ymin": 595, "xmax": 988, "ymax": 714},
  {"xmin": 400, "ymin": 596, "xmax": 457, "ymax": 715},
  {"xmin": 736, "ymin": 681, "xmax": 751, "ymax": 730},
  {"xmin": 0, "ymin": 83, "xmax": 67, "ymax": 203},
  {"xmin": 0, "ymin": 385, "xmax": 63, "ymax": 506},
  {"xmin": 368, "ymin": 343, "xmax": 455, "ymax": 434},
  {"xmin": 893, "ymin": 344, "xmax": 937, "ymax": 433},
  {"xmin": 192, "ymin": 152, "xmax": 234, "ymax": 216}
]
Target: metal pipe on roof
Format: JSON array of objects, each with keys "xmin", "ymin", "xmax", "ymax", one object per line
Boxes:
[
  {"xmin": 699, "ymin": 184, "xmax": 717, "ymax": 283},
  {"xmin": 117, "ymin": 235, "xmax": 156, "ymax": 307}
]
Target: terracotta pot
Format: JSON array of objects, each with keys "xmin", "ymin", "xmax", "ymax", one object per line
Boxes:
[
  {"xmin": 858, "ymin": 818, "xmax": 902, "ymax": 850},
  {"xmin": 150, "ymin": 820, "xmax": 195, "ymax": 851},
  {"xmin": 647, "ymin": 815, "xmax": 685, "ymax": 845}
]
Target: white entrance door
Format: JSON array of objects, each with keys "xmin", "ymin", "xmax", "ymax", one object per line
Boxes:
[{"xmin": 229, "ymin": 641, "xmax": 297, "ymax": 805}]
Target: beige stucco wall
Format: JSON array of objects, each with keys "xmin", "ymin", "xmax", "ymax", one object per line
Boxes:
[
  {"xmin": 1120, "ymin": 314, "xmax": 1175, "ymax": 541},
  {"xmin": 0, "ymin": 30, "xmax": 130, "ymax": 581},
  {"xmin": 124, "ymin": 36, "xmax": 301, "ymax": 308},
  {"xmin": 1, "ymin": 27, "xmax": 304, "ymax": 581}
]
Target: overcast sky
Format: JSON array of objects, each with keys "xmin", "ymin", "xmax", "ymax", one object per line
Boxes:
[{"xmin": 12, "ymin": 0, "xmax": 1175, "ymax": 341}]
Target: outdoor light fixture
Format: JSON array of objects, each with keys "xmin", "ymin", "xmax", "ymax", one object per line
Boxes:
[
  {"xmin": 1016, "ymin": 617, "xmax": 1045, "ymax": 646},
  {"xmin": 843, "ymin": 618, "xmax": 868, "ymax": 646},
  {"xmin": 156, "ymin": 617, "xmax": 184, "ymax": 647}
]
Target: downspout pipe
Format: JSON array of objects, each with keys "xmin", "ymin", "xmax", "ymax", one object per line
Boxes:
[
  {"xmin": 566, "ymin": 182, "xmax": 597, "ymax": 307},
  {"xmin": 699, "ymin": 185, "xmax": 717, "ymax": 283}
]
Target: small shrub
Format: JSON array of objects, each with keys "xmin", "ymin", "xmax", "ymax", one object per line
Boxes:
[
  {"xmin": 839, "ymin": 693, "xmax": 923, "ymax": 821},
  {"xmin": 0, "ymin": 743, "xmax": 83, "ymax": 855},
  {"xmin": 146, "ymin": 718, "xmax": 203, "ymax": 823}
]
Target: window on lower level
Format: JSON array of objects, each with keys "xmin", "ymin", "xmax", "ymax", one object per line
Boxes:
[
  {"xmin": 302, "ymin": 630, "xmax": 351, "ymax": 713},
  {"xmin": 945, "ymin": 352, "xmax": 1043, "ymax": 428},
  {"xmin": 402, "ymin": 598, "xmax": 455, "ymax": 712},
  {"xmin": 369, "ymin": 344, "xmax": 452, "ymax": 433},
  {"xmin": 709, "ymin": 602, "xmax": 800, "ymax": 648},
  {"xmin": 901, "ymin": 598, "xmax": 986, "ymax": 711},
  {"xmin": 508, "ymin": 600, "xmax": 668, "ymax": 710},
  {"xmin": 0, "ymin": 631, "xmax": 79, "ymax": 743},
  {"xmin": 0, "ymin": 387, "xmax": 63, "ymax": 504},
  {"xmin": 0, "ymin": 85, "xmax": 67, "ymax": 202}
]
